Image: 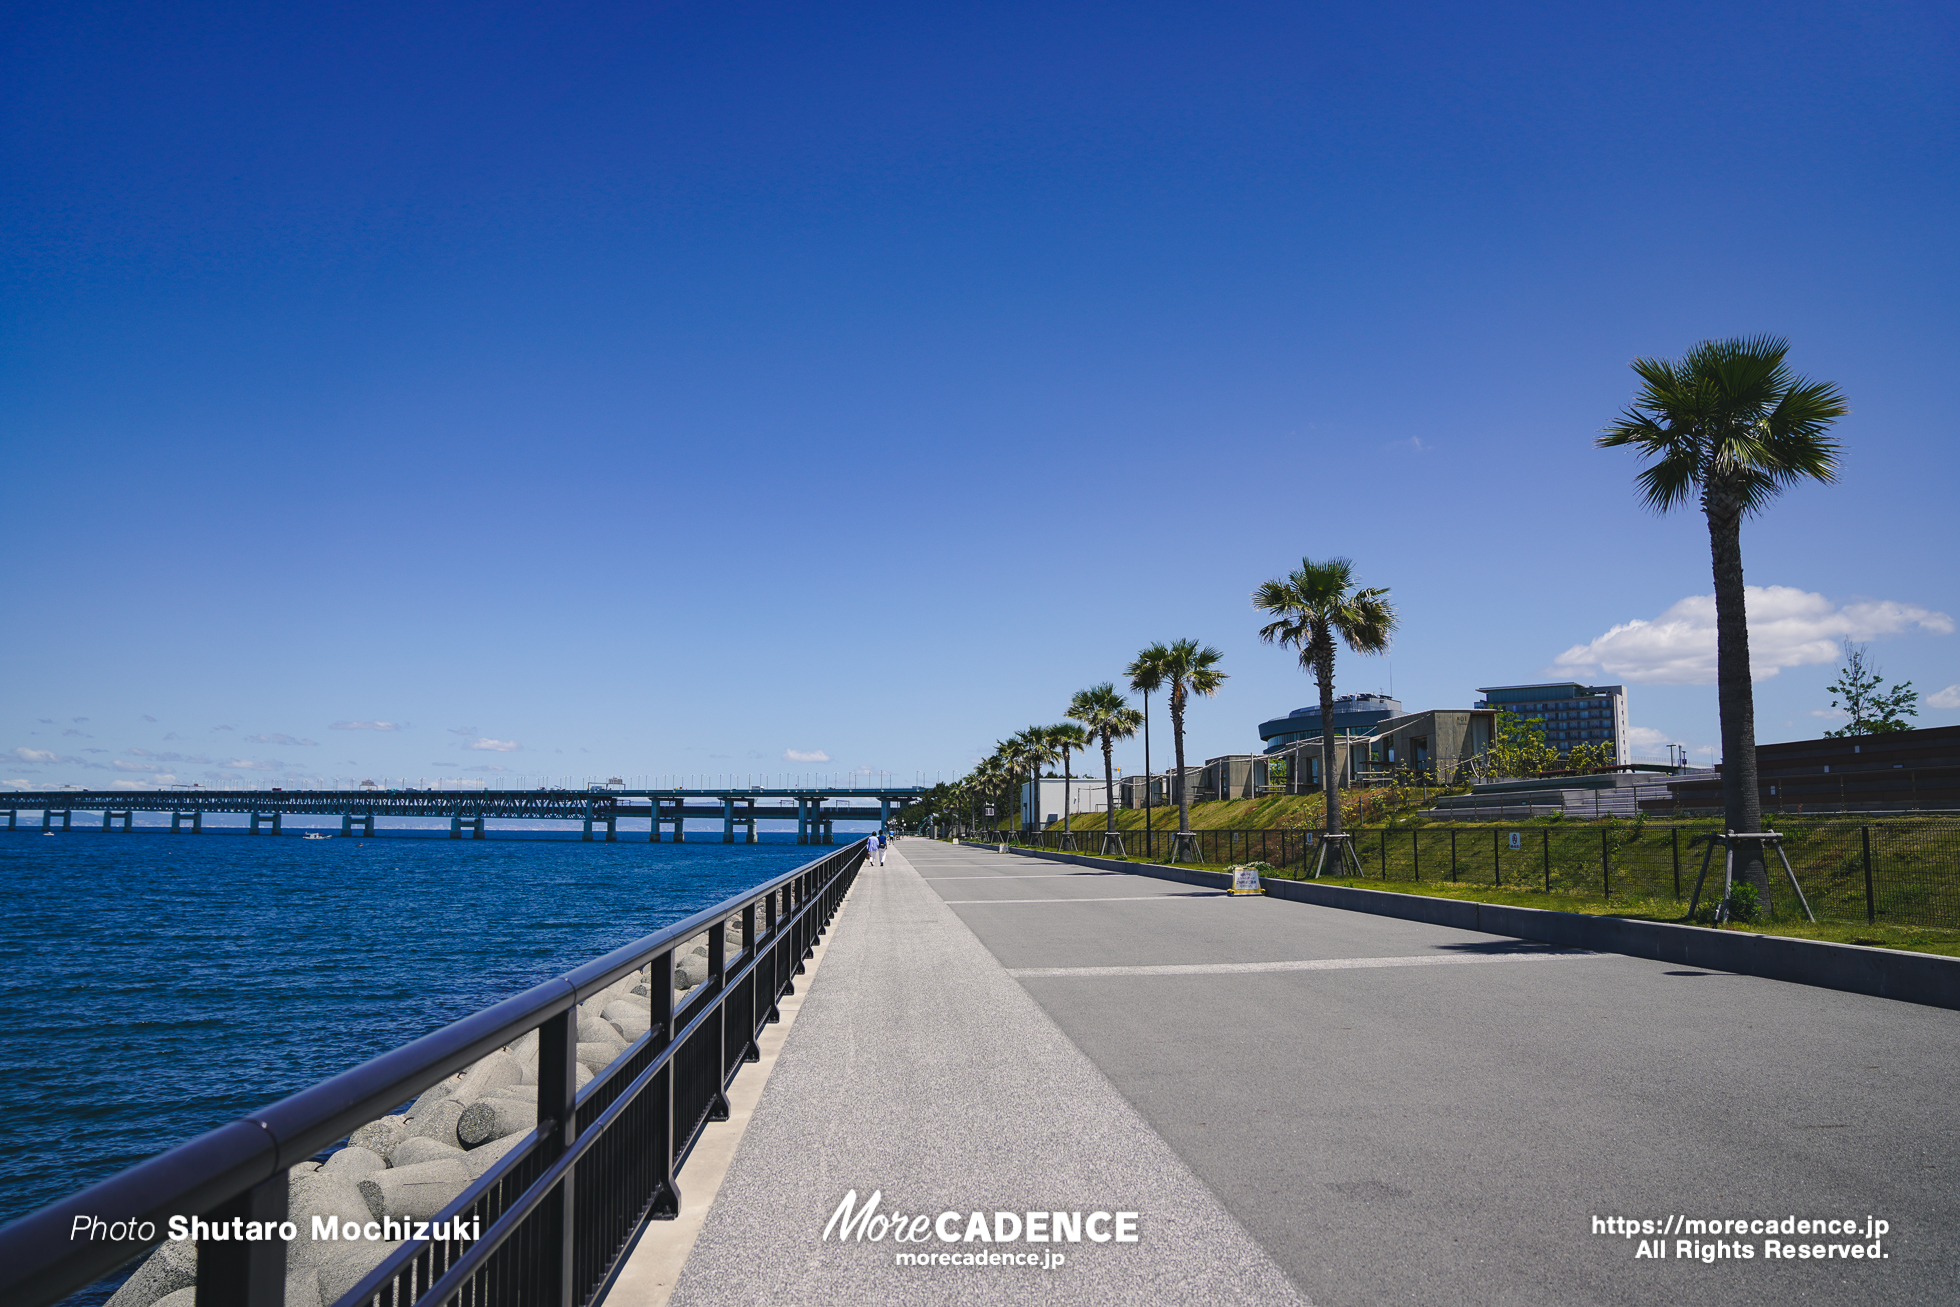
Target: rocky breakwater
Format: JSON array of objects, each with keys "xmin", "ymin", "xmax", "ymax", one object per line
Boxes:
[{"xmin": 107, "ymin": 923, "xmax": 743, "ymax": 1307}]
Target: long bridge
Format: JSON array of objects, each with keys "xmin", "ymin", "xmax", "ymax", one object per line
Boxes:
[{"xmin": 0, "ymin": 786, "xmax": 925, "ymax": 843}]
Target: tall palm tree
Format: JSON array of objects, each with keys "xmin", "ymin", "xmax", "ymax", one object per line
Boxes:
[
  {"xmin": 1068, "ymin": 684, "xmax": 1142, "ymax": 856},
  {"xmin": 1006, "ymin": 727, "xmax": 1058, "ymax": 833},
  {"xmin": 1125, "ymin": 650, "xmax": 1164, "ymax": 840},
  {"xmin": 1253, "ymin": 558, "xmax": 1396, "ymax": 845},
  {"xmin": 1045, "ymin": 722, "xmax": 1090, "ymax": 844},
  {"xmin": 1598, "ymin": 336, "xmax": 1846, "ymax": 900},
  {"xmin": 1137, "ymin": 639, "xmax": 1227, "ymax": 859}
]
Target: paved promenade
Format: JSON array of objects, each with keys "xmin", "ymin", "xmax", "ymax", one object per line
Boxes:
[{"xmin": 662, "ymin": 840, "xmax": 1958, "ymax": 1307}]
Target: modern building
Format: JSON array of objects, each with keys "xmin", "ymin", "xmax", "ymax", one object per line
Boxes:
[
  {"xmin": 1263, "ymin": 708, "xmax": 1494, "ymax": 789},
  {"xmin": 1019, "ymin": 776, "xmax": 1113, "ymax": 828},
  {"xmin": 1474, "ymin": 682, "xmax": 1629, "ymax": 762},
  {"xmin": 1257, "ymin": 694, "xmax": 1401, "ymax": 754}
]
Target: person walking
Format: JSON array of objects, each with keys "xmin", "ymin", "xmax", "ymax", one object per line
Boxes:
[{"xmin": 873, "ymin": 830, "xmax": 888, "ymax": 865}]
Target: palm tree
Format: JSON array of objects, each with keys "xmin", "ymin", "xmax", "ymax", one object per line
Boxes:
[
  {"xmin": 1044, "ymin": 722, "xmax": 1090, "ymax": 846},
  {"xmin": 1006, "ymin": 727, "xmax": 1058, "ymax": 833},
  {"xmin": 1598, "ymin": 335, "xmax": 1846, "ymax": 902},
  {"xmin": 1136, "ymin": 639, "xmax": 1227, "ymax": 859},
  {"xmin": 1125, "ymin": 650, "xmax": 1164, "ymax": 841},
  {"xmin": 1253, "ymin": 558, "xmax": 1396, "ymax": 851},
  {"xmin": 1068, "ymin": 684, "xmax": 1142, "ymax": 856}
]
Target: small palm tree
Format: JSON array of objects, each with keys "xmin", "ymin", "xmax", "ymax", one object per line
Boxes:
[
  {"xmin": 1253, "ymin": 558, "xmax": 1396, "ymax": 846},
  {"xmin": 1598, "ymin": 335, "xmax": 1846, "ymax": 901},
  {"xmin": 1068, "ymin": 684, "xmax": 1142, "ymax": 856},
  {"xmin": 1134, "ymin": 639, "xmax": 1227, "ymax": 859}
]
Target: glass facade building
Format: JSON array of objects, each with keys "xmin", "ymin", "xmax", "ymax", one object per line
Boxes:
[{"xmin": 1473, "ymin": 682, "xmax": 1628, "ymax": 762}]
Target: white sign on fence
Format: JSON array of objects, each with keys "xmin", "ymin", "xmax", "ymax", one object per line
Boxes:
[{"xmin": 1230, "ymin": 865, "xmax": 1264, "ymax": 895}]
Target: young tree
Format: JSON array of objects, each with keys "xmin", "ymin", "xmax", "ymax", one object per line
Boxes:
[
  {"xmin": 1597, "ymin": 336, "xmax": 1846, "ymax": 898},
  {"xmin": 1824, "ymin": 640, "xmax": 1919, "ymax": 736},
  {"xmin": 1487, "ymin": 709, "xmax": 1560, "ymax": 779},
  {"xmin": 1066, "ymin": 684, "xmax": 1141, "ymax": 848},
  {"xmin": 1252, "ymin": 558, "xmax": 1396, "ymax": 840}
]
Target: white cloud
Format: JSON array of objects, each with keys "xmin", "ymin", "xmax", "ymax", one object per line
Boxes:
[
  {"xmin": 221, "ymin": 758, "xmax": 281, "ymax": 771},
  {"xmin": 784, "ymin": 748, "xmax": 830, "ymax": 763},
  {"xmin": 464, "ymin": 765, "xmax": 509, "ymax": 773},
  {"xmin": 469, "ymin": 738, "xmax": 520, "ymax": 752},
  {"xmin": 333, "ymin": 721, "xmax": 402, "ymax": 731},
  {"xmin": 1552, "ymin": 587, "xmax": 1953, "ymax": 685},
  {"xmin": 13, "ymin": 747, "xmax": 60, "ymax": 763},
  {"xmin": 5, "ymin": 778, "xmax": 32, "ymax": 788},
  {"xmin": 1930, "ymin": 685, "xmax": 1960, "ymax": 709},
  {"xmin": 113, "ymin": 759, "xmax": 169, "ymax": 772},
  {"xmin": 449, "ymin": 726, "xmax": 478, "ymax": 735},
  {"xmin": 246, "ymin": 733, "xmax": 319, "ymax": 746},
  {"xmin": 130, "ymin": 749, "xmax": 210, "ymax": 764},
  {"xmin": 212, "ymin": 724, "xmax": 235, "ymax": 732},
  {"xmin": 112, "ymin": 776, "xmax": 176, "ymax": 789}
]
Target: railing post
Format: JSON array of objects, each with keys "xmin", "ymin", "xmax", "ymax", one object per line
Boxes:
[
  {"xmin": 1672, "ymin": 828, "xmax": 1681, "ymax": 899},
  {"xmin": 196, "ymin": 1172, "xmax": 289, "ymax": 1307},
  {"xmin": 1862, "ymin": 826, "xmax": 1876, "ymax": 925},
  {"xmin": 1601, "ymin": 827, "xmax": 1610, "ymax": 901},
  {"xmin": 537, "ymin": 1005, "xmax": 580, "ymax": 1303},
  {"xmin": 708, "ymin": 920, "xmax": 730, "ymax": 1121},
  {"xmin": 764, "ymin": 892, "xmax": 783, "ymax": 1019},
  {"xmin": 649, "ymin": 947, "xmax": 680, "ymax": 1219}
]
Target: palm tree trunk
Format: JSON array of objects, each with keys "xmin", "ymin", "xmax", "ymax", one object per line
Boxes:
[
  {"xmin": 1061, "ymin": 747, "xmax": 1073, "ymax": 838},
  {"xmin": 1172, "ymin": 687, "xmax": 1190, "ymax": 834},
  {"xmin": 1102, "ymin": 735, "xmax": 1117, "ymax": 834},
  {"xmin": 1707, "ymin": 494, "xmax": 1768, "ymax": 901},
  {"xmin": 1142, "ymin": 691, "xmax": 1153, "ymax": 837},
  {"xmin": 1317, "ymin": 631, "xmax": 1341, "ymax": 838}
]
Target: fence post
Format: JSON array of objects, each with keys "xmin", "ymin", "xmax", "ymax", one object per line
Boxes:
[
  {"xmin": 1412, "ymin": 828, "xmax": 1419, "ymax": 881},
  {"xmin": 1543, "ymin": 828, "xmax": 1550, "ymax": 892},
  {"xmin": 1450, "ymin": 829, "xmax": 1457, "ymax": 883},
  {"xmin": 1494, "ymin": 827, "xmax": 1501, "ymax": 887},
  {"xmin": 1671, "ymin": 828, "xmax": 1680, "ymax": 899},
  {"xmin": 1862, "ymin": 825, "xmax": 1876, "ymax": 925},
  {"xmin": 537, "ymin": 1003, "xmax": 581, "ymax": 1298},
  {"xmin": 196, "ymin": 1173, "xmax": 289, "ymax": 1307},
  {"xmin": 1601, "ymin": 827, "xmax": 1610, "ymax": 901}
]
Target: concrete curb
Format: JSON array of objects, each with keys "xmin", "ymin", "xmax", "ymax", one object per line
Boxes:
[{"xmin": 956, "ymin": 841, "xmax": 1960, "ymax": 1011}]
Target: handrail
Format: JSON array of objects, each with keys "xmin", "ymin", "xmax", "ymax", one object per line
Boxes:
[{"xmin": 0, "ymin": 839, "xmax": 869, "ymax": 1307}]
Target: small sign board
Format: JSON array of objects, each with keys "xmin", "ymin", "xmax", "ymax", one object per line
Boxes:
[
  {"xmin": 1508, "ymin": 832, "xmax": 1522, "ymax": 850},
  {"xmin": 1229, "ymin": 865, "xmax": 1264, "ymax": 895}
]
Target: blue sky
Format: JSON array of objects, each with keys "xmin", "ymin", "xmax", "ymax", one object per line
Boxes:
[{"xmin": 4, "ymin": 0, "xmax": 1956, "ymax": 791}]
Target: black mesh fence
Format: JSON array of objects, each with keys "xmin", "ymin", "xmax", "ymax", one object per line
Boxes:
[{"xmin": 991, "ymin": 818, "xmax": 1960, "ymax": 928}]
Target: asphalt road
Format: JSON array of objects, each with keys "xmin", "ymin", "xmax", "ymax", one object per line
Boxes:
[
  {"xmin": 667, "ymin": 840, "xmax": 1958, "ymax": 1307},
  {"xmin": 915, "ymin": 840, "xmax": 1958, "ymax": 1307}
]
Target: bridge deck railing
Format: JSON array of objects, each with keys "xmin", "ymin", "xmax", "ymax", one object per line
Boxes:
[{"xmin": 0, "ymin": 840, "xmax": 869, "ymax": 1307}]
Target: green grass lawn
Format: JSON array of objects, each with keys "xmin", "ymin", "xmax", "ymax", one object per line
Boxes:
[{"xmin": 981, "ymin": 841, "xmax": 1960, "ymax": 959}]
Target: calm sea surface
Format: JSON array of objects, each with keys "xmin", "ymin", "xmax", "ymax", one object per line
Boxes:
[{"xmin": 0, "ymin": 828, "xmax": 833, "ymax": 1233}]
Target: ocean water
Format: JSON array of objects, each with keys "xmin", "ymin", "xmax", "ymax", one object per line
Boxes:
[{"xmin": 0, "ymin": 828, "xmax": 836, "ymax": 1237}]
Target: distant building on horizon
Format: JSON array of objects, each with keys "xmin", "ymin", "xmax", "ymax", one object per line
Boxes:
[{"xmin": 1474, "ymin": 681, "xmax": 1629, "ymax": 762}]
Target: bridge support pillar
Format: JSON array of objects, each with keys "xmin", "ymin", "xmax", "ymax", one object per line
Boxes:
[
  {"xmin": 723, "ymin": 797, "xmax": 735, "ymax": 844},
  {"xmin": 604, "ymin": 814, "xmax": 616, "ymax": 841},
  {"xmin": 795, "ymin": 800, "xmax": 809, "ymax": 845},
  {"xmin": 880, "ymin": 797, "xmax": 891, "ymax": 831},
  {"xmin": 43, "ymin": 810, "xmax": 71, "ymax": 832},
  {"xmin": 171, "ymin": 811, "xmax": 202, "ymax": 833},
  {"xmin": 249, "ymin": 812, "xmax": 282, "ymax": 836},
  {"xmin": 472, "ymin": 815, "xmax": 485, "ymax": 839},
  {"xmin": 4, "ymin": 810, "xmax": 13, "ymax": 830},
  {"xmin": 340, "ymin": 810, "xmax": 373, "ymax": 837},
  {"xmin": 103, "ymin": 810, "xmax": 133, "ymax": 832}
]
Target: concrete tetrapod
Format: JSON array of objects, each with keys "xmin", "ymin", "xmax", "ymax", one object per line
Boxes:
[{"xmin": 456, "ymin": 1096, "xmax": 536, "ymax": 1148}]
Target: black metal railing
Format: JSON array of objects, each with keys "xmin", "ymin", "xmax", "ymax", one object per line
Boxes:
[
  {"xmin": 963, "ymin": 821, "xmax": 1960, "ymax": 928},
  {"xmin": 0, "ymin": 840, "xmax": 867, "ymax": 1307}
]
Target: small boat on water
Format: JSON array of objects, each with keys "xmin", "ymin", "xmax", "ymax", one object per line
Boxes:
[{"xmin": 302, "ymin": 832, "xmax": 332, "ymax": 840}]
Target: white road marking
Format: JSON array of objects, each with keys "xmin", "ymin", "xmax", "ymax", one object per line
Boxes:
[
  {"xmin": 941, "ymin": 894, "xmax": 1227, "ymax": 904},
  {"xmin": 1007, "ymin": 951, "xmax": 1604, "ymax": 978}
]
